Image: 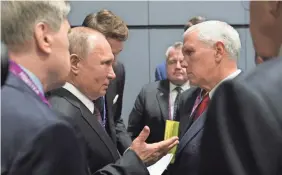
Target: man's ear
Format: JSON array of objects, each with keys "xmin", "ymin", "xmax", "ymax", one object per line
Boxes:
[
  {"xmin": 70, "ymin": 54, "xmax": 81, "ymax": 75},
  {"xmin": 34, "ymin": 22, "xmax": 53, "ymax": 55},
  {"xmin": 214, "ymin": 41, "xmax": 225, "ymax": 62}
]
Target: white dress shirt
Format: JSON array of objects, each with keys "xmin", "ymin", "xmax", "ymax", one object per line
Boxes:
[
  {"xmin": 63, "ymin": 82, "xmax": 94, "ymax": 114},
  {"xmin": 169, "ymin": 81, "xmax": 190, "ymax": 119},
  {"xmin": 209, "ymin": 69, "xmax": 242, "ymax": 99}
]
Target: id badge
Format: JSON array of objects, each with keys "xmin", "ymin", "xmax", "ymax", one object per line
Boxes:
[{"xmin": 164, "ymin": 120, "xmax": 180, "ymax": 163}]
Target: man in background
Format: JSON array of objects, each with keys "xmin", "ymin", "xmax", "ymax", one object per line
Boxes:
[
  {"xmin": 154, "ymin": 16, "xmax": 206, "ymax": 81},
  {"xmin": 199, "ymin": 1, "xmax": 282, "ymax": 175},
  {"xmin": 82, "ymin": 9, "xmax": 131, "ymax": 153},
  {"xmin": 1, "ymin": 1, "xmax": 87, "ymax": 174},
  {"xmin": 128, "ymin": 42, "xmax": 189, "ymax": 143}
]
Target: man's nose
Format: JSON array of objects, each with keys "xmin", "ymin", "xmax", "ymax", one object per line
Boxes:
[
  {"xmin": 108, "ymin": 66, "xmax": 116, "ymax": 80},
  {"xmin": 176, "ymin": 61, "xmax": 182, "ymax": 69}
]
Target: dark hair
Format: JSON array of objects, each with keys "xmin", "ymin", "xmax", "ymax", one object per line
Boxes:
[{"xmin": 184, "ymin": 16, "xmax": 206, "ymax": 31}]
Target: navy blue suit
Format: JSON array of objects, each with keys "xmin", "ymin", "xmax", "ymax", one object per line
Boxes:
[
  {"xmin": 155, "ymin": 62, "xmax": 167, "ymax": 81},
  {"xmin": 1, "ymin": 73, "xmax": 88, "ymax": 175}
]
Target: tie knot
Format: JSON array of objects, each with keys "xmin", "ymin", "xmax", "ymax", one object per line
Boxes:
[{"xmin": 175, "ymin": 86, "xmax": 182, "ymax": 93}]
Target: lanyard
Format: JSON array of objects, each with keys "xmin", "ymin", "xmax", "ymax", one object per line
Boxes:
[
  {"xmin": 190, "ymin": 90, "xmax": 207, "ymax": 118},
  {"xmin": 101, "ymin": 96, "xmax": 107, "ymax": 128},
  {"xmin": 9, "ymin": 60, "xmax": 50, "ymax": 107}
]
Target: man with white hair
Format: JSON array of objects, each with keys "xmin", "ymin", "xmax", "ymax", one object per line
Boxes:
[
  {"xmin": 167, "ymin": 20, "xmax": 242, "ymax": 175},
  {"xmin": 199, "ymin": 1, "xmax": 282, "ymax": 175},
  {"xmin": 128, "ymin": 42, "xmax": 189, "ymax": 144},
  {"xmin": 1, "ymin": 1, "xmax": 88, "ymax": 175}
]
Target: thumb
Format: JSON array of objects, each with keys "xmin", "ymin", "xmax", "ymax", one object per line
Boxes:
[{"xmin": 137, "ymin": 126, "xmax": 150, "ymax": 143}]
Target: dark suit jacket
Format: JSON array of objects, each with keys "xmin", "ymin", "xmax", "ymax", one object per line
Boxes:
[
  {"xmin": 105, "ymin": 61, "xmax": 132, "ymax": 153},
  {"xmin": 155, "ymin": 62, "xmax": 167, "ymax": 81},
  {"xmin": 127, "ymin": 80, "xmax": 171, "ymax": 143},
  {"xmin": 1, "ymin": 74, "xmax": 87, "ymax": 175},
  {"xmin": 48, "ymin": 88, "xmax": 148, "ymax": 175},
  {"xmin": 167, "ymin": 87, "xmax": 203, "ymax": 175},
  {"xmin": 199, "ymin": 58, "xmax": 282, "ymax": 175}
]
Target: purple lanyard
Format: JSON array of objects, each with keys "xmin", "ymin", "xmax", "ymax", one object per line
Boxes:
[
  {"xmin": 9, "ymin": 60, "xmax": 50, "ymax": 107},
  {"xmin": 190, "ymin": 90, "xmax": 206, "ymax": 117},
  {"xmin": 101, "ymin": 96, "xmax": 107, "ymax": 128}
]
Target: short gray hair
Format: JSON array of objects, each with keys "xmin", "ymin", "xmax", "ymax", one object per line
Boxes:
[
  {"xmin": 68, "ymin": 27, "xmax": 98, "ymax": 59},
  {"xmin": 165, "ymin": 42, "xmax": 183, "ymax": 59},
  {"xmin": 185, "ymin": 20, "xmax": 241, "ymax": 60},
  {"xmin": 1, "ymin": 0, "xmax": 70, "ymax": 50}
]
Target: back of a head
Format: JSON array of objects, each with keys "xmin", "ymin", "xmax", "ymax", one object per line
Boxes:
[
  {"xmin": 184, "ymin": 16, "xmax": 206, "ymax": 31},
  {"xmin": 1, "ymin": 0, "xmax": 70, "ymax": 51},
  {"xmin": 185, "ymin": 20, "xmax": 241, "ymax": 60},
  {"xmin": 68, "ymin": 27, "xmax": 106, "ymax": 58},
  {"xmin": 82, "ymin": 9, "xmax": 128, "ymax": 41}
]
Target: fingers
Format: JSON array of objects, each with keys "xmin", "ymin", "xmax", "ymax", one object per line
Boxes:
[
  {"xmin": 158, "ymin": 136, "xmax": 179, "ymax": 152},
  {"xmin": 136, "ymin": 126, "xmax": 150, "ymax": 143}
]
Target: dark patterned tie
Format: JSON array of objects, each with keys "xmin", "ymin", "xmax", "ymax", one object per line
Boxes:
[
  {"xmin": 173, "ymin": 86, "xmax": 182, "ymax": 120},
  {"xmin": 93, "ymin": 105, "xmax": 103, "ymax": 125},
  {"xmin": 94, "ymin": 97, "xmax": 104, "ymax": 118}
]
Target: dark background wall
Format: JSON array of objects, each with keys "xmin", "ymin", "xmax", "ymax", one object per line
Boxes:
[{"xmin": 68, "ymin": 1, "xmax": 254, "ymax": 126}]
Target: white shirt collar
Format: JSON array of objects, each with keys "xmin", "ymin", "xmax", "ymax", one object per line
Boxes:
[
  {"xmin": 209, "ymin": 69, "xmax": 241, "ymax": 99},
  {"xmin": 169, "ymin": 81, "xmax": 190, "ymax": 92},
  {"xmin": 63, "ymin": 82, "xmax": 94, "ymax": 114}
]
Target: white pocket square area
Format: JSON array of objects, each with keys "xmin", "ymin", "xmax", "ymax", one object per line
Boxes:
[{"xmin": 113, "ymin": 95, "xmax": 119, "ymax": 104}]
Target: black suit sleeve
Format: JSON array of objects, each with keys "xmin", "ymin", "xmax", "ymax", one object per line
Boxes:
[
  {"xmin": 23, "ymin": 123, "xmax": 88, "ymax": 175},
  {"xmin": 94, "ymin": 149, "xmax": 148, "ymax": 175},
  {"xmin": 127, "ymin": 87, "xmax": 146, "ymax": 141},
  {"xmin": 199, "ymin": 80, "xmax": 282, "ymax": 175},
  {"xmin": 114, "ymin": 63, "xmax": 132, "ymax": 153}
]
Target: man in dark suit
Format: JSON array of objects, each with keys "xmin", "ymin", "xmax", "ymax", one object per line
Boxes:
[
  {"xmin": 82, "ymin": 9, "xmax": 131, "ymax": 153},
  {"xmin": 168, "ymin": 21, "xmax": 242, "ymax": 175},
  {"xmin": 48, "ymin": 27, "xmax": 179, "ymax": 174},
  {"xmin": 199, "ymin": 2, "xmax": 282, "ymax": 175},
  {"xmin": 128, "ymin": 42, "xmax": 190, "ymax": 143},
  {"xmin": 1, "ymin": 1, "xmax": 88, "ymax": 175}
]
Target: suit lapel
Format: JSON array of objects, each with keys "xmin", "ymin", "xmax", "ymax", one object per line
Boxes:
[
  {"xmin": 176, "ymin": 110, "xmax": 207, "ymax": 155},
  {"xmin": 54, "ymin": 88, "xmax": 120, "ymax": 159},
  {"xmin": 179, "ymin": 88, "xmax": 201, "ymax": 138},
  {"xmin": 156, "ymin": 80, "xmax": 170, "ymax": 121}
]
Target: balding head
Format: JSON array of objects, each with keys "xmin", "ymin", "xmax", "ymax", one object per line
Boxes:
[
  {"xmin": 68, "ymin": 27, "xmax": 109, "ymax": 59},
  {"xmin": 67, "ymin": 27, "xmax": 115, "ymax": 100}
]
